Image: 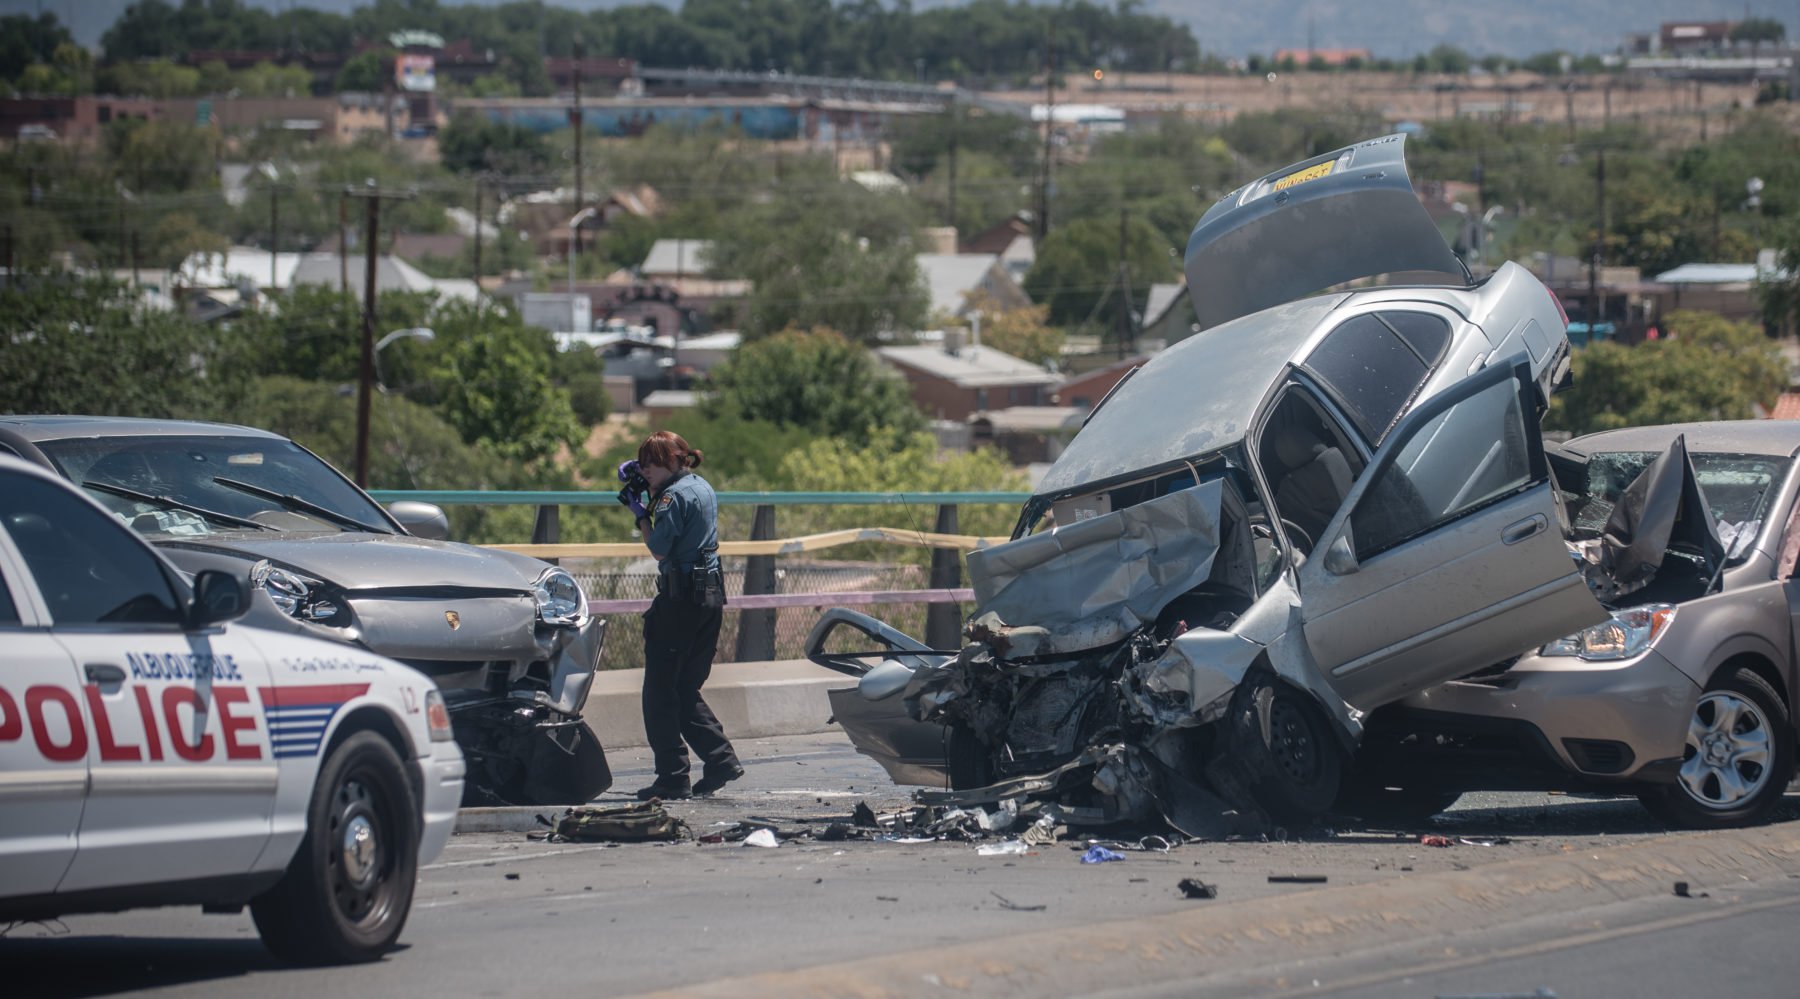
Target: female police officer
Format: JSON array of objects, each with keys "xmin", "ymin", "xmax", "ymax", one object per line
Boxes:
[{"xmin": 622, "ymin": 430, "xmax": 743, "ymax": 799}]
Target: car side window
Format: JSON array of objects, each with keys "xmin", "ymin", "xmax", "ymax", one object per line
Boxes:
[
  {"xmin": 1349, "ymin": 373, "xmax": 1534, "ymax": 559},
  {"xmin": 0, "ymin": 475, "xmax": 186, "ymax": 627},
  {"xmin": 1303, "ymin": 312, "xmax": 1450, "ymax": 446}
]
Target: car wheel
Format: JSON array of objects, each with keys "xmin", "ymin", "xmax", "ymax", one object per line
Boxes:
[
  {"xmin": 252, "ymin": 731, "xmax": 420, "ymax": 964},
  {"xmin": 1637, "ymin": 666, "xmax": 1795, "ymax": 830},
  {"xmin": 1224, "ymin": 672, "xmax": 1344, "ymax": 825},
  {"xmin": 947, "ymin": 724, "xmax": 993, "ymax": 791}
]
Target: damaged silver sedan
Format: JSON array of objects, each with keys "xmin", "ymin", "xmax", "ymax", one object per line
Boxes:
[{"xmin": 809, "ymin": 134, "xmax": 1615, "ymax": 833}]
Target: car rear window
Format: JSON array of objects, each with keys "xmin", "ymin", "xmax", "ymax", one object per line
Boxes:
[{"xmin": 1302, "ymin": 311, "xmax": 1450, "ymax": 445}]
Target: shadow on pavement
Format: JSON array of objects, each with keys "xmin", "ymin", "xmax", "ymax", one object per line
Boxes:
[{"xmin": 0, "ymin": 935, "xmax": 410, "ymax": 997}]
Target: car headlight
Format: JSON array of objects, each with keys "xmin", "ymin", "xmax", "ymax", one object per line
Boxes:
[
  {"xmin": 1540, "ymin": 604, "xmax": 1676, "ymax": 661},
  {"xmin": 533, "ymin": 566, "xmax": 586, "ymax": 627},
  {"xmin": 249, "ymin": 559, "xmax": 341, "ymax": 623}
]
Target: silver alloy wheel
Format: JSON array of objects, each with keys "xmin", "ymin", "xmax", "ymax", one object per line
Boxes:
[{"xmin": 1678, "ymin": 691, "xmax": 1773, "ymax": 809}]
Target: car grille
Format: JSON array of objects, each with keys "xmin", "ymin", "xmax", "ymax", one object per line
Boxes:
[{"xmin": 1562, "ymin": 738, "xmax": 1634, "ymax": 775}]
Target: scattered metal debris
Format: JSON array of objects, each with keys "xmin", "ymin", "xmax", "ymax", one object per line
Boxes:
[
  {"xmin": 1267, "ymin": 874, "xmax": 1328, "ymax": 884},
  {"xmin": 991, "ymin": 891, "xmax": 1047, "ymax": 912},
  {"xmin": 1177, "ymin": 878, "xmax": 1218, "ymax": 899}
]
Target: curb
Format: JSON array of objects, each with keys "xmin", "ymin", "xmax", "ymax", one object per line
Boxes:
[
  {"xmin": 583, "ymin": 660, "xmax": 842, "ymax": 750},
  {"xmin": 619, "ymin": 820, "xmax": 1800, "ymax": 999}
]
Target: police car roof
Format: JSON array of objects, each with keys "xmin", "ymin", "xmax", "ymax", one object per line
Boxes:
[{"xmin": 0, "ymin": 415, "xmax": 286, "ymax": 443}]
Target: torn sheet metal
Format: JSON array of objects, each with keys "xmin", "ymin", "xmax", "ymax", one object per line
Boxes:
[
  {"xmin": 965, "ymin": 480, "xmax": 1224, "ymax": 657},
  {"xmin": 1580, "ymin": 434, "xmax": 1724, "ymax": 603}
]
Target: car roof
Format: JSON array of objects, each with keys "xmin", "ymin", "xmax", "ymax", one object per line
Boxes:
[
  {"xmin": 1562, "ymin": 420, "xmax": 1800, "ymax": 459},
  {"xmin": 1034, "ymin": 293, "xmax": 1349, "ymax": 496},
  {"xmin": 0, "ymin": 415, "xmax": 285, "ymax": 444}
]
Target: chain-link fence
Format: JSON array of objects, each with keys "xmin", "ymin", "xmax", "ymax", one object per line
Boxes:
[{"xmin": 568, "ymin": 557, "xmax": 957, "ymax": 670}]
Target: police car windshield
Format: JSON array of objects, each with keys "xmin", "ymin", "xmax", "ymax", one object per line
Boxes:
[{"xmin": 42, "ymin": 436, "xmax": 394, "ymax": 536}]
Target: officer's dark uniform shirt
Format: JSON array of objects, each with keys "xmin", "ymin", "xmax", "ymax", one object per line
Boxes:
[{"xmin": 645, "ymin": 471, "xmax": 721, "ymax": 583}]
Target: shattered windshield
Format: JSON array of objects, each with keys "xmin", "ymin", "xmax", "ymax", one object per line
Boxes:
[
  {"xmin": 41, "ymin": 435, "xmax": 394, "ymax": 538},
  {"xmin": 1570, "ymin": 451, "xmax": 1787, "ymax": 560}
]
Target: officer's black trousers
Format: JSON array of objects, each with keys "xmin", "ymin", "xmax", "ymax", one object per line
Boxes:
[{"xmin": 641, "ymin": 593, "xmax": 738, "ymax": 782}]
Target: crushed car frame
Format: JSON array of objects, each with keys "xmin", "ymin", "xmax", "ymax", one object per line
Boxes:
[{"xmin": 803, "ymin": 134, "xmax": 1722, "ymax": 834}]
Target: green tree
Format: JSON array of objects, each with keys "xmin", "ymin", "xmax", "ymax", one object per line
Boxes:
[
  {"xmin": 1023, "ymin": 215, "xmax": 1177, "ymax": 335},
  {"xmin": 0, "ymin": 12, "xmax": 73, "ymax": 82},
  {"xmin": 101, "ymin": 59, "xmax": 202, "ymax": 98},
  {"xmin": 1546, "ymin": 311, "xmax": 1787, "ymax": 435},
  {"xmin": 438, "ymin": 110, "xmax": 551, "ymax": 176},
  {"xmin": 956, "ymin": 290, "xmax": 1063, "ymax": 367},
  {"xmin": 0, "ymin": 276, "xmax": 250, "ymax": 420},
  {"xmin": 423, "ymin": 301, "xmax": 586, "ymax": 464},
  {"xmin": 702, "ymin": 327, "xmax": 924, "ymax": 444},
  {"xmin": 709, "ymin": 182, "xmax": 929, "ymax": 341},
  {"xmin": 1759, "ymin": 217, "xmax": 1800, "ymax": 337},
  {"xmin": 335, "ymin": 50, "xmax": 392, "ymax": 93}
]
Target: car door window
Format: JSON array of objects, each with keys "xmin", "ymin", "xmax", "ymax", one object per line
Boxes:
[
  {"xmin": 1349, "ymin": 372, "xmax": 1534, "ymax": 559},
  {"xmin": 0, "ymin": 475, "xmax": 185, "ymax": 626},
  {"xmin": 1303, "ymin": 312, "xmax": 1450, "ymax": 446}
]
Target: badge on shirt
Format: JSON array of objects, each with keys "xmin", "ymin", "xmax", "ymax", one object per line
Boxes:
[{"xmin": 658, "ymin": 495, "xmax": 673, "ymax": 511}]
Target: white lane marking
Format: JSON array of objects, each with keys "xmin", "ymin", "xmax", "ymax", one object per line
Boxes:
[{"xmin": 417, "ymin": 890, "xmax": 614, "ymax": 911}]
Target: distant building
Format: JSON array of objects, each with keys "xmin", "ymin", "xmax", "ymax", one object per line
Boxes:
[
  {"xmin": 1052, "ymin": 355, "xmax": 1146, "ymax": 411},
  {"xmin": 1659, "ymin": 22, "xmax": 1735, "ymax": 55},
  {"xmin": 1273, "ymin": 48, "xmax": 1373, "ymax": 67},
  {"xmin": 877, "ymin": 336, "xmax": 1059, "ymax": 422},
  {"xmin": 916, "ymin": 253, "xmax": 1031, "ymax": 319},
  {"xmin": 958, "ymin": 215, "xmax": 1036, "ymax": 285}
]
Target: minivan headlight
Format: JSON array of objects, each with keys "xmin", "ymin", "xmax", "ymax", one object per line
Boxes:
[
  {"xmin": 1540, "ymin": 604, "xmax": 1676, "ymax": 661},
  {"xmin": 533, "ymin": 567, "xmax": 586, "ymax": 627}
]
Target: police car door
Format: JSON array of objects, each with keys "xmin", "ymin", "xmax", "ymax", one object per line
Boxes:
[
  {"xmin": 0, "ymin": 506, "xmax": 88, "ymax": 898},
  {"xmin": 3, "ymin": 472, "xmax": 278, "ymax": 893}
]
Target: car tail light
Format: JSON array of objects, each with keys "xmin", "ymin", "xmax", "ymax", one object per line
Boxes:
[
  {"xmin": 425, "ymin": 690, "xmax": 454, "ymax": 742},
  {"xmin": 1548, "ymin": 286, "xmax": 1570, "ymax": 331}
]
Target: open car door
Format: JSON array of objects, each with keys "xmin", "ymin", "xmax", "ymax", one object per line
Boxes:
[
  {"xmin": 805, "ymin": 609, "xmax": 955, "ymax": 787},
  {"xmin": 1295, "ymin": 356, "xmax": 1607, "ymax": 710}
]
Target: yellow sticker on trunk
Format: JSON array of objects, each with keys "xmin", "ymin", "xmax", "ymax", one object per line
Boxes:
[{"xmin": 1273, "ymin": 161, "xmax": 1335, "ymax": 192}]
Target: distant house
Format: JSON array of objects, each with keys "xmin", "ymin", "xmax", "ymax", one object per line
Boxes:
[
  {"xmin": 877, "ymin": 336, "xmax": 1060, "ymax": 422},
  {"xmin": 1052, "ymin": 355, "xmax": 1147, "ymax": 412},
  {"xmin": 1273, "ymin": 48, "xmax": 1373, "ymax": 67},
  {"xmin": 917, "ymin": 253, "xmax": 1031, "ymax": 319},
  {"xmin": 1139, "ymin": 283, "xmax": 1191, "ymax": 346},
  {"xmin": 959, "ymin": 215, "xmax": 1037, "ymax": 285},
  {"xmin": 1655, "ymin": 254, "xmax": 1788, "ymax": 324},
  {"xmin": 390, "ymin": 232, "xmax": 469, "ymax": 269},
  {"xmin": 176, "ymin": 247, "xmax": 477, "ymax": 305},
  {"xmin": 641, "ymin": 239, "xmax": 714, "ymax": 280},
  {"xmin": 969, "ymin": 405, "xmax": 1084, "ymax": 464}
]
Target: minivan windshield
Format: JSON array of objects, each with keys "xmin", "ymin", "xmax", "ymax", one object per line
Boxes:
[
  {"xmin": 1570, "ymin": 451, "xmax": 1788, "ymax": 562},
  {"xmin": 41, "ymin": 436, "xmax": 392, "ymax": 537}
]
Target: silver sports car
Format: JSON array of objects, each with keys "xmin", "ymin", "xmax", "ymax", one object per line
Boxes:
[
  {"xmin": 1364, "ymin": 421, "xmax": 1799, "ymax": 829},
  {"xmin": 0, "ymin": 416, "xmax": 611, "ymax": 806},
  {"xmin": 806, "ymin": 134, "xmax": 1706, "ymax": 833}
]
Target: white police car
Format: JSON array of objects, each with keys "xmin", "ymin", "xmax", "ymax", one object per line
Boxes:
[{"xmin": 0, "ymin": 456, "xmax": 463, "ymax": 964}]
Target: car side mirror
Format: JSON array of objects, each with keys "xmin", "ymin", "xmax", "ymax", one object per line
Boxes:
[
  {"xmin": 1323, "ymin": 533, "xmax": 1360, "ymax": 575},
  {"xmin": 388, "ymin": 501, "xmax": 449, "ymax": 540},
  {"xmin": 190, "ymin": 569, "xmax": 251, "ymax": 628}
]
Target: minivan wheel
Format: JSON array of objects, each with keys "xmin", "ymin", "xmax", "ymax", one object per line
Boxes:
[
  {"xmin": 252, "ymin": 731, "xmax": 419, "ymax": 964},
  {"xmin": 1224, "ymin": 672, "xmax": 1344, "ymax": 825},
  {"xmin": 1637, "ymin": 666, "xmax": 1794, "ymax": 830}
]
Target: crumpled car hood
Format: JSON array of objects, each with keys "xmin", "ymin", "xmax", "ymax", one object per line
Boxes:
[
  {"xmin": 161, "ymin": 531, "xmax": 549, "ymax": 591},
  {"xmin": 964, "ymin": 481, "xmax": 1224, "ymax": 658}
]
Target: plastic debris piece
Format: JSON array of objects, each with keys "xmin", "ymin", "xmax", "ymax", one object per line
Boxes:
[
  {"xmin": 1021, "ymin": 816, "xmax": 1062, "ymax": 846},
  {"xmin": 990, "ymin": 890, "xmax": 1046, "ymax": 912},
  {"xmin": 976, "ymin": 839, "xmax": 1029, "ymax": 856},
  {"xmin": 698, "ymin": 833, "xmax": 725, "ymax": 844},
  {"xmin": 742, "ymin": 829, "xmax": 779, "ymax": 848},
  {"xmin": 853, "ymin": 801, "xmax": 880, "ymax": 827},
  {"xmin": 1081, "ymin": 845, "xmax": 1126, "ymax": 864},
  {"xmin": 878, "ymin": 835, "xmax": 936, "ymax": 844},
  {"xmin": 1420, "ymin": 834, "xmax": 1454, "ymax": 848},
  {"xmin": 1458, "ymin": 837, "xmax": 1506, "ymax": 847},
  {"xmin": 504, "ymin": 873, "xmax": 520, "ymax": 881},
  {"xmin": 1177, "ymin": 878, "xmax": 1218, "ymax": 899},
  {"xmin": 1267, "ymin": 874, "xmax": 1327, "ymax": 883}
]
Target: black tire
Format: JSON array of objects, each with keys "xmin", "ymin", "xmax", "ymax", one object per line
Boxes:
[
  {"xmin": 1637, "ymin": 666, "xmax": 1794, "ymax": 830},
  {"xmin": 946, "ymin": 724, "xmax": 993, "ymax": 791},
  {"xmin": 252, "ymin": 731, "xmax": 420, "ymax": 965},
  {"xmin": 1223, "ymin": 673, "xmax": 1344, "ymax": 825}
]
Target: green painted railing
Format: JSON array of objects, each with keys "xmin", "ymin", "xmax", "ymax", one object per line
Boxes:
[
  {"xmin": 365, "ymin": 490, "xmax": 1031, "ymax": 655},
  {"xmin": 366, "ymin": 490, "xmax": 1031, "ymax": 506}
]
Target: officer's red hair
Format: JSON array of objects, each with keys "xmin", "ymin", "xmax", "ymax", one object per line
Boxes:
[{"xmin": 638, "ymin": 430, "xmax": 703, "ymax": 471}]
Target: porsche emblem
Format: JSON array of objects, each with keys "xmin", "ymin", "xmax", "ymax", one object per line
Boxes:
[{"xmin": 444, "ymin": 610, "xmax": 461, "ymax": 631}]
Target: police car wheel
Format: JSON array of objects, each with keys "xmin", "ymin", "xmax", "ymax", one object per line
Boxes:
[{"xmin": 252, "ymin": 730, "xmax": 420, "ymax": 965}]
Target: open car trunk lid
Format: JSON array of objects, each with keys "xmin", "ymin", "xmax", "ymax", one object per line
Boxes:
[{"xmin": 1185, "ymin": 133, "xmax": 1467, "ymax": 333}]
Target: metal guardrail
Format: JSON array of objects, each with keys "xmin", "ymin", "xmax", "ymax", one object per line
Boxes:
[{"xmin": 369, "ymin": 490, "xmax": 1028, "ymax": 657}]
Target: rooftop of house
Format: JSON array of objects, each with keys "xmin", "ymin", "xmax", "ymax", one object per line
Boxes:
[
  {"xmin": 917, "ymin": 253, "xmax": 1005, "ymax": 316},
  {"xmin": 877, "ymin": 343, "xmax": 1059, "ymax": 388},
  {"xmin": 641, "ymin": 239, "xmax": 715, "ymax": 277}
]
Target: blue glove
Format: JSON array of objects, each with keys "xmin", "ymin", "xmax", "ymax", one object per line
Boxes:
[
  {"xmin": 617, "ymin": 484, "xmax": 648, "ymax": 521},
  {"xmin": 616, "ymin": 459, "xmax": 640, "ymax": 484}
]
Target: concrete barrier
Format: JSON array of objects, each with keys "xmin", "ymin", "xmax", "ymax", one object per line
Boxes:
[{"xmin": 582, "ymin": 659, "xmax": 846, "ymax": 749}]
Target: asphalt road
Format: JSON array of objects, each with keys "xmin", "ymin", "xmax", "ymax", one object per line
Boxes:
[{"xmin": 5, "ymin": 731, "xmax": 1798, "ymax": 998}]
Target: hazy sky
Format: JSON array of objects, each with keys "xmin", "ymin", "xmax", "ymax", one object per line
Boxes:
[{"xmin": 6, "ymin": 0, "xmax": 1793, "ymax": 60}]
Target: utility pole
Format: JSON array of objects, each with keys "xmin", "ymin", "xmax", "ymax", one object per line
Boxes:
[
  {"xmin": 338, "ymin": 192, "xmax": 349, "ymax": 293},
  {"xmin": 1114, "ymin": 206, "xmax": 1133, "ymax": 357},
  {"xmin": 572, "ymin": 40, "xmax": 584, "ymax": 242},
  {"xmin": 130, "ymin": 231, "xmax": 140, "ymax": 288},
  {"xmin": 946, "ymin": 106, "xmax": 959, "ymax": 230},
  {"xmin": 1588, "ymin": 147, "xmax": 1606, "ymax": 332},
  {"xmin": 473, "ymin": 177, "xmax": 483, "ymax": 285},
  {"xmin": 1037, "ymin": 20, "xmax": 1055, "ymax": 241},
  {"xmin": 345, "ymin": 184, "xmax": 414, "ymax": 488},
  {"xmin": 269, "ymin": 181, "xmax": 280, "ymax": 289}
]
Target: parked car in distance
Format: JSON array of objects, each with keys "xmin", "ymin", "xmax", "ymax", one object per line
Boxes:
[
  {"xmin": 1363, "ymin": 420, "xmax": 1800, "ymax": 829},
  {"xmin": 0, "ymin": 455, "xmax": 463, "ymax": 963},
  {"xmin": 0, "ymin": 416, "xmax": 612, "ymax": 806}
]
